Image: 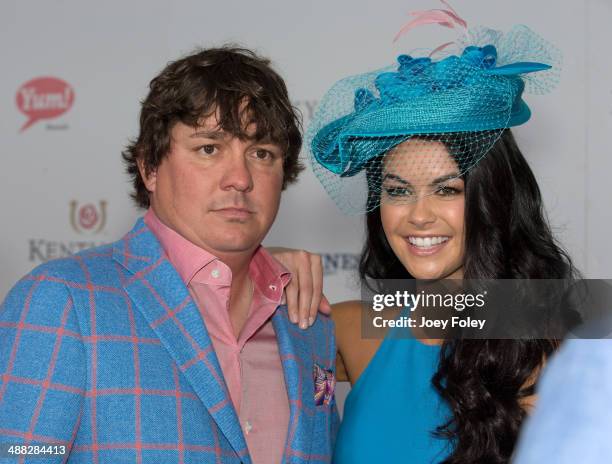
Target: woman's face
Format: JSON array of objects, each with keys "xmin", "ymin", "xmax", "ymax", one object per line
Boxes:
[{"xmin": 380, "ymin": 139, "xmax": 465, "ymax": 280}]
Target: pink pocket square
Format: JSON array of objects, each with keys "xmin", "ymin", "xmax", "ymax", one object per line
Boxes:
[{"xmin": 313, "ymin": 363, "xmax": 336, "ymax": 406}]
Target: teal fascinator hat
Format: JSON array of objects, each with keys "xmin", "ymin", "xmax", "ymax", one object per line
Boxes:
[{"xmin": 307, "ymin": 17, "xmax": 561, "ymax": 214}]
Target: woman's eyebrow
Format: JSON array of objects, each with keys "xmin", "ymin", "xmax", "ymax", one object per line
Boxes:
[
  {"xmin": 382, "ymin": 172, "xmax": 461, "ymax": 186},
  {"xmin": 382, "ymin": 173, "xmax": 410, "ymax": 185},
  {"xmin": 430, "ymin": 173, "xmax": 461, "ymax": 185}
]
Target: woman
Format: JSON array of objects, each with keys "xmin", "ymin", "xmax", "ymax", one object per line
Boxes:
[
  {"xmin": 331, "ymin": 130, "xmax": 574, "ymax": 464},
  {"xmin": 275, "ymin": 20, "xmax": 575, "ymax": 464}
]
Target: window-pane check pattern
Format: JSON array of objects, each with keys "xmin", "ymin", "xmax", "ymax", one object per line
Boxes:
[{"xmin": 0, "ymin": 219, "xmax": 339, "ymax": 463}]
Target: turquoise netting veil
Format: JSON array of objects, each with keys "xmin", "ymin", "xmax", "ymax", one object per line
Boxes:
[{"xmin": 307, "ymin": 25, "xmax": 561, "ymax": 214}]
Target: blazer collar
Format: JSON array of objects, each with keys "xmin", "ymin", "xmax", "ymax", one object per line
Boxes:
[{"xmin": 113, "ymin": 218, "xmax": 251, "ymax": 463}]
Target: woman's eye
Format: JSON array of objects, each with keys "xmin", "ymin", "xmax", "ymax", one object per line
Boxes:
[
  {"xmin": 436, "ymin": 185, "xmax": 461, "ymax": 196},
  {"xmin": 383, "ymin": 186, "xmax": 412, "ymax": 197}
]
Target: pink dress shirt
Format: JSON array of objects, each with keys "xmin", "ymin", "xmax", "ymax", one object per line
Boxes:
[{"xmin": 144, "ymin": 209, "xmax": 291, "ymax": 464}]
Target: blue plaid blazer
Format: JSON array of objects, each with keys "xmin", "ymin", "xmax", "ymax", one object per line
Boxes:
[{"xmin": 0, "ymin": 219, "xmax": 339, "ymax": 463}]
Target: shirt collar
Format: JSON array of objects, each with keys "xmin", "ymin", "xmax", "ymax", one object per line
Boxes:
[
  {"xmin": 144, "ymin": 208, "xmax": 218, "ymax": 285},
  {"xmin": 144, "ymin": 208, "xmax": 291, "ymax": 299},
  {"xmin": 249, "ymin": 246, "xmax": 292, "ymax": 302}
]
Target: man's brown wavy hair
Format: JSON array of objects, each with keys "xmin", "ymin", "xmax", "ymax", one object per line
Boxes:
[{"xmin": 122, "ymin": 46, "xmax": 303, "ymax": 208}]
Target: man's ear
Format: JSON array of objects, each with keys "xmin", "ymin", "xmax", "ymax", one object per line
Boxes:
[{"xmin": 137, "ymin": 158, "xmax": 157, "ymax": 192}]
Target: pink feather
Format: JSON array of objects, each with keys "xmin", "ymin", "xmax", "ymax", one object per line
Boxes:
[{"xmin": 393, "ymin": 0, "xmax": 467, "ymax": 43}]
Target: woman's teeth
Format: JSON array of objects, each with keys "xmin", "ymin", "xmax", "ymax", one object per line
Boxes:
[{"xmin": 408, "ymin": 236, "xmax": 449, "ymax": 248}]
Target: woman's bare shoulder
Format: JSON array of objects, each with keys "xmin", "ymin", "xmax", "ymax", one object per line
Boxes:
[
  {"xmin": 331, "ymin": 300, "xmax": 383, "ymax": 384},
  {"xmin": 331, "ymin": 300, "xmax": 362, "ymax": 324}
]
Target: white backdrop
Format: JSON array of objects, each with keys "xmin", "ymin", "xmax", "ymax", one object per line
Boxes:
[{"xmin": 2, "ymin": 0, "xmax": 612, "ymax": 411}]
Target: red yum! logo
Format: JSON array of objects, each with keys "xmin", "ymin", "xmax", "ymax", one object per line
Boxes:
[{"xmin": 16, "ymin": 77, "xmax": 75, "ymax": 132}]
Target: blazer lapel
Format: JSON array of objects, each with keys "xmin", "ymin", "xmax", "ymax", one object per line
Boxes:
[
  {"xmin": 113, "ymin": 219, "xmax": 251, "ymax": 463},
  {"xmin": 272, "ymin": 306, "xmax": 316, "ymax": 464}
]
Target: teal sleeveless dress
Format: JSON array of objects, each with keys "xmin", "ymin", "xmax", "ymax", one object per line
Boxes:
[{"xmin": 333, "ymin": 328, "xmax": 452, "ymax": 463}]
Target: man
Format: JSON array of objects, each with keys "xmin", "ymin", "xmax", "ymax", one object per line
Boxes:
[{"xmin": 0, "ymin": 47, "xmax": 338, "ymax": 463}]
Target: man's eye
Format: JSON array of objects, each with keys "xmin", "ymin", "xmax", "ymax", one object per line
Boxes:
[
  {"xmin": 254, "ymin": 149, "xmax": 273, "ymax": 160},
  {"xmin": 198, "ymin": 145, "xmax": 217, "ymax": 155}
]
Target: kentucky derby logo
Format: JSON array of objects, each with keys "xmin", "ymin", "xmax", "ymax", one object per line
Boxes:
[
  {"xmin": 28, "ymin": 200, "xmax": 108, "ymax": 262},
  {"xmin": 16, "ymin": 77, "xmax": 75, "ymax": 132},
  {"xmin": 70, "ymin": 200, "xmax": 107, "ymax": 234}
]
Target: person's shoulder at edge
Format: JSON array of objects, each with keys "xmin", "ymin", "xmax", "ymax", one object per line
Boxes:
[{"xmin": 513, "ymin": 339, "xmax": 612, "ymax": 464}]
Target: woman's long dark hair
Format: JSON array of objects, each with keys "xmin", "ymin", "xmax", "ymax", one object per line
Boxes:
[{"xmin": 359, "ymin": 129, "xmax": 576, "ymax": 463}]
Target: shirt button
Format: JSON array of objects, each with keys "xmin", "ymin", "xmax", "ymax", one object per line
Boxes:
[
  {"xmin": 244, "ymin": 420, "xmax": 253, "ymax": 435},
  {"xmin": 211, "ymin": 269, "xmax": 220, "ymax": 279}
]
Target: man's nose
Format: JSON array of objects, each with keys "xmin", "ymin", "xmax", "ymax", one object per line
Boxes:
[{"xmin": 219, "ymin": 148, "xmax": 254, "ymax": 192}]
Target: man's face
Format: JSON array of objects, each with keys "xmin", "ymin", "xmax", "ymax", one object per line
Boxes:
[{"xmin": 140, "ymin": 113, "xmax": 285, "ymax": 259}]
